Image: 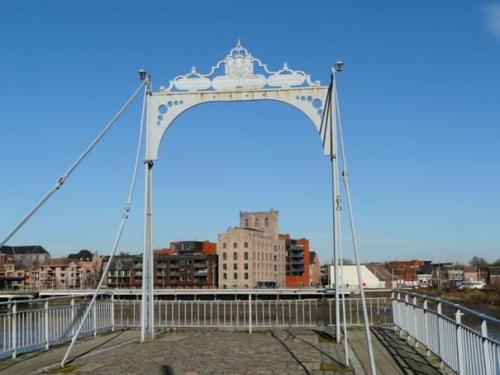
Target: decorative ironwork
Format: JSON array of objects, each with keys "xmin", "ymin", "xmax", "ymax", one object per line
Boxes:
[{"xmin": 164, "ymin": 41, "xmax": 320, "ymax": 92}]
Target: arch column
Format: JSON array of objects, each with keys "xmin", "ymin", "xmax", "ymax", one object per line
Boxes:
[{"xmin": 141, "ymin": 159, "xmax": 154, "ymax": 341}]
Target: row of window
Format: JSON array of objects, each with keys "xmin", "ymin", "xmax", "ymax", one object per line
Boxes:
[
  {"xmin": 222, "ymin": 242, "xmax": 249, "ymax": 249},
  {"xmin": 222, "ymin": 263, "xmax": 249, "ymax": 271},
  {"xmin": 222, "ymin": 252, "xmax": 249, "ymax": 261},
  {"xmin": 221, "ymin": 241, "xmax": 284, "ymax": 250},
  {"xmin": 222, "ymin": 272, "xmax": 249, "ymax": 280},
  {"xmin": 244, "ymin": 217, "xmax": 270, "ymax": 227}
]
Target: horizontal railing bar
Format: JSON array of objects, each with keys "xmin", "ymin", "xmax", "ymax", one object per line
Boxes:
[
  {"xmin": 0, "ymin": 293, "xmax": 110, "ymax": 307},
  {"xmin": 394, "ymin": 289, "xmax": 500, "ymax": 326}
]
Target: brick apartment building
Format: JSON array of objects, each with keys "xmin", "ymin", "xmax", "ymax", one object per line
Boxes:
[
  {"xmin": 309, "ymin": 251, "xmax": 321, "ymax": 287},
  {"xmin": 105, "ymin": 241, "xmax": 217, "ymax": 289},
  {"xmin": 281, "ymin": 234, "xmax": 310, "ymax": 288},
  {"xmin": 218, "ymin": 210, "xmax": 286, "ymax": 289}
]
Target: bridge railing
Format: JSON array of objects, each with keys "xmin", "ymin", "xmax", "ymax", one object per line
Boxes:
[
  {"xmin": 0, "ymin": 293, "xmax": 391, "ymax": 359},
  {"xmin": 0, "ymin": 295, "xmax": 113, "ymax": 359},
  {"xmin": 113, "ymin": 296, "xmax": 392, "ymax": 329},
  {"xmin": 392, "ymin": 290, "xmax": 500, "ymax": 375}
]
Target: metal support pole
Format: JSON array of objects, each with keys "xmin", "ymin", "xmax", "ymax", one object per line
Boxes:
[
  {"xmin": 332, "ymin": 66, "xmax": 377, "ymax": 375},
  {"xmin": 248, "ymin": 293, "xmax": 252, "ymax": 334},
  {"xmin": 328, "ymin": 78, "xmax": 341, "ymax": 343},
  {"xmin": 141, "ymin": 159, "xmax": 154, "ymax": 342}
]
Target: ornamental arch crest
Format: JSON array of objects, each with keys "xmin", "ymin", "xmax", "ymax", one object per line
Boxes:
[{"xmin": 145, "ymin": 41, "xmax": 336, "ymax": 160}]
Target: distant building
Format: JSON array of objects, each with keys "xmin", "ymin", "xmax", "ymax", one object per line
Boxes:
[
  {"xmin": 328, "ymin": 265, "xmax": 385, "ymax": 289},
  {"xmin": 105, "ymin": 254, "xmax": 141, "ymax": 288},
  {"xmin": 29, "ymin": 258, "xmax": 78, "ymax": 289},
  {"xmin": 282, "ymin": 235, "xmax": 310, "ymax": 288},
  {"xmin": 0, "ymin": 245, "xmax": 50, "ymax": 268},
  {"xmin": 105, "ymin": 242, "xmax": 218, "ymax": 289},
  {"xmin": 217, "ymin": 210, "xmax": 286, "ymax": 289},
  {"xmin": 488, "ymin": 266, "xmax": 500, "ymax": 288},
  {"xmin": 309, "ymin": 251, "xmax": 320, "ymax": 287},
  {"xmin": 366, "ymin": 263, "xmax": 393, "ymax": 288},
  {"xmin": 463, "ymin": 266, "xmax": 487, "ymax": 283},
  {"xmin": 0, "ymin": 259, "xmax": 26, "ymax": 289},
  {"xmin": 431, "ymin": 263, "xmax": 465, "ymax": 289}
]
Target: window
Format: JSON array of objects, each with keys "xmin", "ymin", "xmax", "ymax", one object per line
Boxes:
[
  {"xmin": 233, "ymin": 263, "xmax": 238, "ymax": 270},
  {"xmin": 255, "ymin": 218, "xmax": 259, "ymax": 226},
  {"xmin": 233, "ymin": 252, "xmax": 238, "ymax": 261},
  {"xmin": 244, "ymin": 273, "xmax": 249, "ymax": 280},
  {"xmin": 245, "ymin": 218, "xmax": 249, "ymax": 227},
  {"xmin": 244, "ymin": 263, "xmax": 248, "ymax": 270},
  {"xmin": 265, "ymin": 217, "xmax": 269, "ymax": 226},
  {"xmin": 244, "ymin": 252, "xmax": 248, "ymax": 260},
  {"xmin": 223, "ymin": 272, "xmax": 227, "ymax": 280},
  {"xmin": 233, "ymin": 242, "xmax": 238, "ymax": 248},
  {"xmin": 234, "ymin": 273, "xmax": 238, "ymax": 279},
  {"xmin": 223, "ymin": 263, "xmax": 227, "ymax": 270},
  {"xmin": 244, "ymin": 242, "xmax": 248, "ymax": 248},
  {"xmin": 274, "ymin": 265, "xmax": 277, "ymax": 271},
  {"xmin": 274, "ymin": 255, "xmax": 277, "ymax": 261},
  {"xmin": 223, "ymin": 253, "xmax": 227, "ymax": 261},
  {"xmin": 223, "ymin": 242, "xmax": 227, "ymax": 249}
]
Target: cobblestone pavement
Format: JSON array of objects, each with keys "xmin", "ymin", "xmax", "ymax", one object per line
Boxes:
[{"xmin": 45, "ymin": 329, "xmax": 354, "ymax": 375}]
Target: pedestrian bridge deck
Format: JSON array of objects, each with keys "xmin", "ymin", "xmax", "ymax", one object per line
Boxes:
[{"xmin": 0, "ymin": 328, "xmax": 448, "ymax": 374}]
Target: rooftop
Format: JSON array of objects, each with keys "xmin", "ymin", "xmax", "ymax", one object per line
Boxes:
[{"xmin": 0, "ymin": 245, "xmax": 49, "ymax": 256}]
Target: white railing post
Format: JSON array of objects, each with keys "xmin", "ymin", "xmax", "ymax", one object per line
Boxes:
[
  {"xmin": 11, "ymin": 303, "xmax": 17, "ymax": 359},
  {"xmin": 396, "ymin": 292, "xmax": 402, "ymax": 334},
  {"xmin": 45, "ymin": 300, "xmax": 49, "ymax": 350},
  {"xmin": 248, "ymin": 294, "xmax": 252, "ymax": 334},
  {"xmin": 423, "ymin": 299, "xmax": 430, "ymax": 356},
  {"xmin": 404, "ymin": 294, "xmax": 410, "ymax": 340},
  {"xmin": 70, "ymin": 297, "xmax": 75, "ymax": 335},
  {"xmin": 412, "ymin": 296, "xmax": 418, "ymax": 347},
  {"xmin": 93, "ymin": 298, "xmax": 97, "ymax": 337},
  {"xmin": 481, "ymin": 320, "xmax": 492, "ymax": 375},
  {"xmin": 111, "ymin": 294, "xmax": 115, "ymax": 332},
  {"xmin": 437, "ymin": 301, "xmax": 443, "ymax": 368},
  {"xmin": 455, "ymin": 308, "xmax": 464, "ymax": 374}
]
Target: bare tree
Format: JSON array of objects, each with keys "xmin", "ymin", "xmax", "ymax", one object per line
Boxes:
[{"xmin": 469, "ymin": 256, "xmax": 488, "ymax": 266}]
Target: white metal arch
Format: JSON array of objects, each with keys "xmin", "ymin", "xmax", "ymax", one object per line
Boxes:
[
  {"xmin": 146, "ymin": 86, "xmax": 330, "ymax": 161},
  {"xmin": 141, "ymin": 42, "xmax": 338, "ymax": 343},
  {"xmin": 140, "ymin": 42, "xmax": 375, "ymax": 375}
]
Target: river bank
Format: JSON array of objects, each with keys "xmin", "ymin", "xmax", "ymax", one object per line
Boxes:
[{"xmin": 416, "ymin": 288, "xmax": 500, "ymax": 318}]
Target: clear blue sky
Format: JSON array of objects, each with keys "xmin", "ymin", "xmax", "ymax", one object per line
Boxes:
[{"xmin": 1, "ymin": 1, "xmax": 499, "ymax": 264}]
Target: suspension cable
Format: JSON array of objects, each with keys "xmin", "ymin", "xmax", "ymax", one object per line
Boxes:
[
  {"xmin": 332, "ymin": 71, "xmax": 377, "ymax": 374},
  {"xmin": 61, "ymin": 76, "xmax": 149, "ymax": 367},
  {"xmin": 338, "ymin": 220, "xmax": 349, "ymax": 367},
  {"xmin": 0, "ymin": 79, "xmax": 147, "ymax": 249}
]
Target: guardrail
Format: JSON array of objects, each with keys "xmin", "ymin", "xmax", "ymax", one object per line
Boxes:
[
  {"xmin": 0, "ymin": 294, "xmax": 391, "ymax": 359},
  {"xmin": 0, "ymin": 295, "xmax": 113, "ymax": 359},
  {"xmin": 113, "ymin": 297, "xmax": 391, "ymax": 329},
  {"xmin": 392, "ymin": 290, "xmax": 500, "ymax": 375}
]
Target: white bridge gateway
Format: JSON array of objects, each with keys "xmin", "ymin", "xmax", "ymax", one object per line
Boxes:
[
  {"xmin": 1, "ymin": 42, "xmax": 498, "ymax": 374},
  {"xmin": 1, "ymin": 289, "xmax": 499, "ymax": 375}
]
